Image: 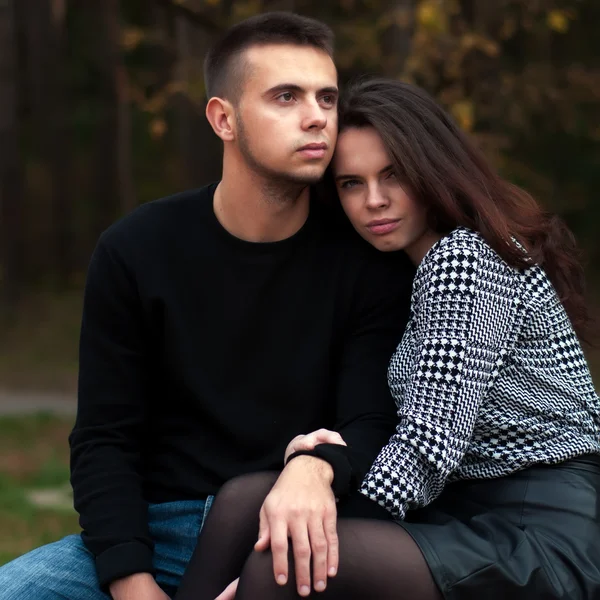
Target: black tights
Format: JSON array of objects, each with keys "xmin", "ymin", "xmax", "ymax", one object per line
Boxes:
[{"xmin": 175, "ymin": 472, "xmax": 442, "ymax": 600}]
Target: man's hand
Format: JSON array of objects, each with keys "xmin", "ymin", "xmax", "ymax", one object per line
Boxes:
[
  {"xmin": 255, "ymin": 456, "xmax": 338, "ymax": 597},
  {"xmin": 284, "ymin": 429, "xmax": 346, "ymax": 463},
  {"xmin": 109, "ymin": 573, "xmax": 170, "ymax": 600}
]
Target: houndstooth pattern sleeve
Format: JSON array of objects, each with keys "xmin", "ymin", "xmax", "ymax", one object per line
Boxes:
[{"xmin": 359, "ymin": 231, "xmax": 521, "ymax": 520}]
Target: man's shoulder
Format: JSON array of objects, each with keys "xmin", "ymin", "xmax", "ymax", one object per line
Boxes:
[
  {"xmin": 100, "ymin": 184, "xmax": 216, "ymax": 250},
  {"xmin": 313, "ymin": 201, "xmax": 412, "ymax": 269},
  {"xmin": 309, "ymin": 200, "xmax": 369, "ymax": 255},
  {"xmin": 307, "ymin": 203, "xmax": 414, "ymax": 310}
]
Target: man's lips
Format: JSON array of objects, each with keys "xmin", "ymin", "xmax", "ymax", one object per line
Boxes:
[
  {"xmin": 297, "ymin": 143, "xmax": 328, "ymax": 159},
  {"xmin": 366, "ymin": 219, "xmax": 401, "ymax": 235}
]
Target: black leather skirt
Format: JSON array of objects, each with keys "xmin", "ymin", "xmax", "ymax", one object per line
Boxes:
[{"xmin": 398, "ymin": 454, "xmax": 600, "ymax": 600}]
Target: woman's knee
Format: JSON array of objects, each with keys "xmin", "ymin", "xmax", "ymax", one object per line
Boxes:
[{"xmin": 237, "ymin": 549, "xmax": 284, "ymax": 596}]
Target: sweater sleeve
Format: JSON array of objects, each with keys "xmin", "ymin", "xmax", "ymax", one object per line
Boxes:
[
  {"xmin": 305, "ymin": 251, "xmax": 414, "ymax": 496},
  {"xmin": 69, "ymin": 234, "xmax": 154, "ymax": 590},
  {"xmin": 360, "ymin": 235, "xmax": 519, "ymax": 519}
]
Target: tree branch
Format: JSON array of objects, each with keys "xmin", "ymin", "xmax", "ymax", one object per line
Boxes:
[{"xmin": 154, "ymin": 0, "xmax": 223, "ymax": 32}]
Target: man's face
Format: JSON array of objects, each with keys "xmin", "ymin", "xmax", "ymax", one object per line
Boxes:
[{"xmin": 234, "ymin": 44, "xmax": 338, "ymax": 186}]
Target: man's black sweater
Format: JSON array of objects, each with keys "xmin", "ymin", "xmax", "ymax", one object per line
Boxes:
[{"xmin": 69, "ymin": 184, "xmax": 413, "ymax": 588}]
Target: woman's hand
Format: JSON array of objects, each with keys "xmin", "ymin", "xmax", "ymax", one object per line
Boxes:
[
  {"xmin": 284, "ymin": 429, "xmax": 347, "ymax": 463},
  {"xmin": 214, "ymin": 578, "xmax": 239, "ymax": 600}
]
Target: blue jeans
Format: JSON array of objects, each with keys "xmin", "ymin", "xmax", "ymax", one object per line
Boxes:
[{"xmin": 0, "ymin": 498, "xmax": 213, "ymax": 599}]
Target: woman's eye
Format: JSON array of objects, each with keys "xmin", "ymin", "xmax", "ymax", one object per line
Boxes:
[
  {"xmin": 340, "ymin": 180, "xmax": 360, "ymax": 189},
  {"xmin": 386, "ymin": 171, "xmax": 397, "ymax": 180}
]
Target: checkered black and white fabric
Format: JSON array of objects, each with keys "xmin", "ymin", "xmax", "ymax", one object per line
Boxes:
[{"xmin": 360, "ymin": 227, "xmax": 600, "ymax": 520}]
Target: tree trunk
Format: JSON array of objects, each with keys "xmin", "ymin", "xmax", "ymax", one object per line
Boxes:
[
  {"xmin": 0, "ymin": 0, "xmax": 24, "ymax": 316},
  {"xmin": 24, "ymin": 0, "xmax": 74, "ymax": 287},
  {"xmin": 173, "ymin": 0, "xmax": 223, "ymax": 188},
  {"xmin": 174, "ymin": 12, "xmax": 199, "ymax": 189},
  {"xmin": 49, "ymin": 0, "xmax": 73, "ymax": 287},
  {"xmin": 381, "ymin": 0, "xmax": 416, "ymax": 77},
  {"xmin": 87, "ymin": 0, "xmax": 135, "ymax": 239},
  {"xmin": 107, "ymin": 2, "xmax": 137, "ymax": 216}
]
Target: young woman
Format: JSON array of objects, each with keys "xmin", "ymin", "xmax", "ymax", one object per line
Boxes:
[{"xmin": 175, "ymin": 79, "xmax": 600, "ymax": 600}]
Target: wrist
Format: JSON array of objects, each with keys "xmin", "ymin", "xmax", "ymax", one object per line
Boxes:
[
  {"xmin": 109, "ymin": 572, "xmax": 155, "ymax": 599},
  {"xmin": 287, "ymin": 445, "xmax": 354, "ymax": 498},
  {"xmin": 286, "ymin": 454, "xmax": 334, "ymax": 485}
]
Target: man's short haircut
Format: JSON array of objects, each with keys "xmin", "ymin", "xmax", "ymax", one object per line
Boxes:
[{"xmin": 204, "ymin": 12, "xmax": 335, "ymax": 103}]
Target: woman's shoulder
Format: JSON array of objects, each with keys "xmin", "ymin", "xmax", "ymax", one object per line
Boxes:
[
  {"xmin": 420, "ymin": 227, "xmax": 509, "ymax": 276},
  {"xmin": 426, "ymin": 227, "xmax": 495, "ymax": 261},
  {"xmin": 415, "ymin": 228, "xmax": 519, "ymax": 298}
]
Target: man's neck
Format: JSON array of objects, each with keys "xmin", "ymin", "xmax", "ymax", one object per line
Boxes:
[{"xmin": 215, "ymin": 160, "xmax": 311, "ymax": 243}]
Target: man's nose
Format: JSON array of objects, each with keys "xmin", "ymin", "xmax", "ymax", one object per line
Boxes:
[{"xmin": 301, "ymin": 100, "xmax": 328, "ymax": 130}]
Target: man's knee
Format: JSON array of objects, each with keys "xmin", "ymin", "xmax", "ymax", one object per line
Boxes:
[{"xmin": 0, "ymin": 535, "xmax": 106, "ymax": 599}]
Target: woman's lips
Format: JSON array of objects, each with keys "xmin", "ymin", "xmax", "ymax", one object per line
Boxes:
[{"xmin": 366, "ymin": 219, "xmax": 401, "ymax": 235}]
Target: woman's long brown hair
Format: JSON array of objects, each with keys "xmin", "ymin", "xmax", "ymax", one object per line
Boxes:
[{"xmin": 337, "ymin": 78, "xmax": 593, "ymax": 343}]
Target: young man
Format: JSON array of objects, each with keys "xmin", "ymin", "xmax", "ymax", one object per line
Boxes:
[{"xmin": 0, "ymin": 12, "xmax": 412, "ymax": 600}]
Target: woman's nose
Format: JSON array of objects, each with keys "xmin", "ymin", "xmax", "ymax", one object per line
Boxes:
[{"xmin": 365, "ymin": 185, "xmax": 389, "ymax": 209}]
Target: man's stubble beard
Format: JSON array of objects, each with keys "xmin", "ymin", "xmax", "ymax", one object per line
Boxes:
[{"xmin": 236, "ymin": 114, "xmax": 325, "ymax": 204}]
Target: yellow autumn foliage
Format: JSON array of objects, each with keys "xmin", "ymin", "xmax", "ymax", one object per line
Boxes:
[{"xmin": 547, "ymin": 9, "xmax": 571, "ymax": 33}]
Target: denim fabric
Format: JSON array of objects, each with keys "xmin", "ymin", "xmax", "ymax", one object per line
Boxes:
[{"xmin": 0, "ymin": 497, "xmax": 213, "ymax": 599}]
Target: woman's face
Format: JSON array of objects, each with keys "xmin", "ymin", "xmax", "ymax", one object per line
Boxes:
[{"xmin": 333, "ymin": 126, "xmax": 439, "ymax": 263}]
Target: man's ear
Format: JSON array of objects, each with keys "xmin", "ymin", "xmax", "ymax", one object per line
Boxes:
[{"xmin": 205, "ymin": 97, "xmax": 236, "ymax": 142}]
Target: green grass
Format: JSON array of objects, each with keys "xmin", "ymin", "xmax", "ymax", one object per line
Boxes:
[{"xmin": 0, "ymin": 413, "xmax": 79, "ymax": 566}]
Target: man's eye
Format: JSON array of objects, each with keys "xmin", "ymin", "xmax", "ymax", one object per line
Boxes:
[
  {"xmin": 278, "ymin": 92, "xmax": 294, "ymax": 102},
  {"xmin": 321, "ymin": 95, "xmax": 336, "ymax": 105}
]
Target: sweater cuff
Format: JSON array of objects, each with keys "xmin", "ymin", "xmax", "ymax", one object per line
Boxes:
[
  {"xmin": 95, "ymin": 540, "xmax": 155, "ymax": 592},
  {"xmin": 286, "ymin": 443, "xmax": 355, "ymax": 498}
]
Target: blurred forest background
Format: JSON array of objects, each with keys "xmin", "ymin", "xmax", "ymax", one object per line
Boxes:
[
  {"xmin": 0, "ymin": 0, "xmax": 598, "ymax": 567},
  {"xmin": 0, "ymin": 0, "xmax": 599, "ymax": 391}
]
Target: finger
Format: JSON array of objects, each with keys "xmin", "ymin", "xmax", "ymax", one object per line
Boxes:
[
  {"xmin": 285, "ymin": 435, "xmax": 307, "ymax": 462},
  {"xmin": 289, "ymin": 519, "xmax": 312, "ymax": 597},
  {"xmin": 214, "ymin": 578, "xmax": 239, "ymax": 600},
  {"xmin": 293, "ymin": 431, "xmax": 324, "ymax": 453},
  {"xmin": 254, "ymin": 507, "xmax": 271, "ymax": 551},
  {"xmin": 287, "ymin": 435, "xmax": 305, "ymax": 451},
  {"xmin": 308, "ymin": 518, "xmax": 329, "ymax": 593},
  {"xmin": 315, "ymin": 429, "xmax": 346, "ymax": 446},
  {"xmin": 324, "ymin": 505, "xmax": 339, "ymax": 578},
  {"xmin": 269, "ymin": 517, "xmax": 290, "ymax": 587},
  {"xmin": 290, "ymin": 430, "xmax": 347, "ymax": 457},
  {"xmin": 307, "ymin": 429, "xmax": 347, "ymax": 447},
  {"xmin": 293, "ymin": 432, "xmax": 318, "ymax": 452}
]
